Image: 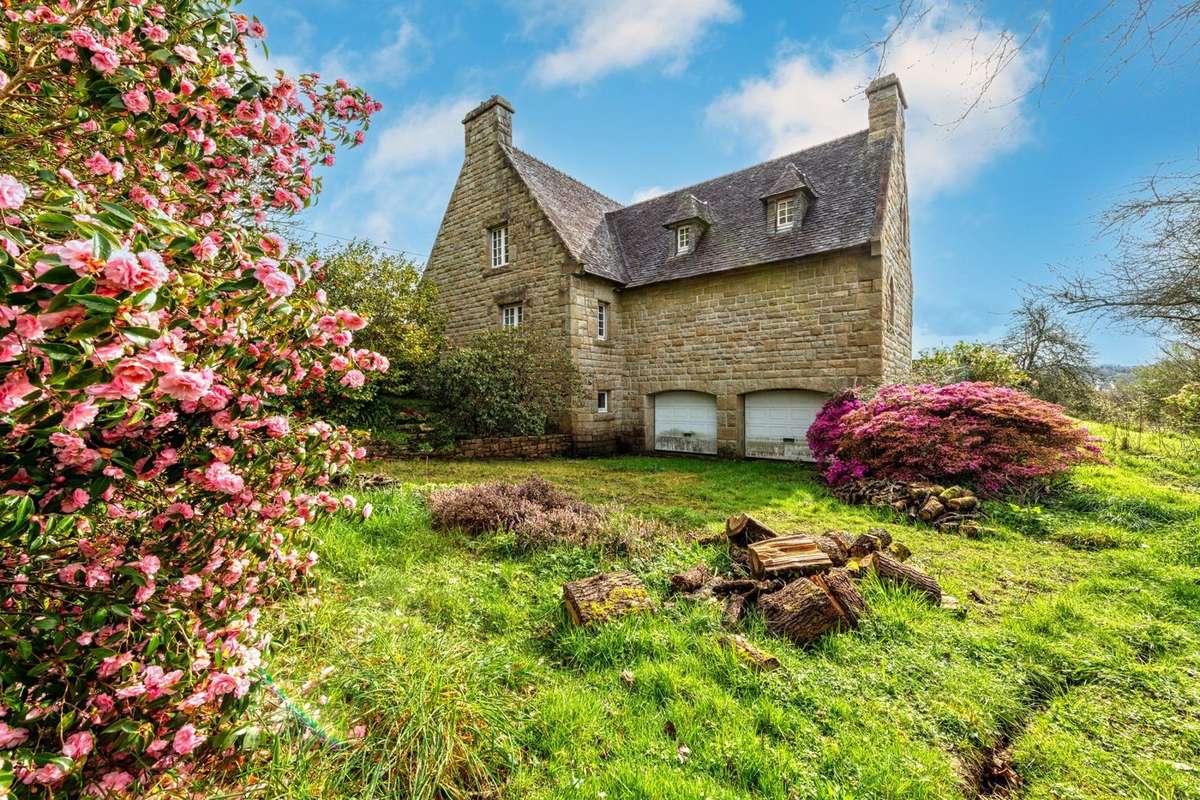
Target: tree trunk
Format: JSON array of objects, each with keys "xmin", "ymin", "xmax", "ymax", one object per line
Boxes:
[
  {"xmin": 726, "ymin": 513, "xmax": 778, "ymax": 547},
  {"xmin": 718, "ymin": 633, "xmax": 781, "ymax": 671},
  {"xmin": 562, "ymin": 571, "xmax": 653, "ymax": 626},
  {"xmin": 860, "ymin": 552, "xmax": 942, "ymax": 603},
  {"xmin": 670, "ymin": 563, "xmax": 712, "ymax": 593},
  {"xmin": 759, "ymin": 577, "xmax": 854, "ymax": 646},
  {"xmin": 747, "ymin": 534, "xmax": 832, "ymax": 579}
]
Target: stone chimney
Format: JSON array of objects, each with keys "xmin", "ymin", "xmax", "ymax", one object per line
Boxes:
[
  {"xmin": 462, "ymin": 95, "xmax": 513, "ymax": 156},
  {"xmin": 866, "ymin": 74, "xmax": 906, "ymax": 142}
]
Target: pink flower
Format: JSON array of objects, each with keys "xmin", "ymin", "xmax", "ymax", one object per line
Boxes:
[
  {"xmin": 191, "ymin": 236, "xmax": 219, "ymax": 261},
  {"xmin": 95, "ymin": 770, "xmax": 134, "ymax": 794},
  {"xmin": 84, "ymin": 152, "xmax": 113, "ymax": 176},
  {"xmin": 217, "ymin": 45, "xmax": 237, "ymax": 66},
  {"xmin": 63, "ymin": 401, "xmax": 99, "ymax": 430},
  {"xmin": 97, "ymin": 652, "xmax": 132, "ymax": 679},
  {"xmin": 203, "ymin": 461, "xmax": 244, "ymax": 495},
  {"xmin": 172, "ymin": 724, "xmax": 205, "ymax": 755},
  {"xmin": 263, "ymin": 415, "xmax": 289, "ymax": 438},
  {"xmin": 142, "ymin": 23, "xmax": 169, "ymax": 43},
  {"xmin": 0, "ymin": 174, "xmax": 27, "ymax": 209},
  {"xmin": 52, "ymin": 239, "xmax": 95, "ymax": 273},
  {"xmin": 90, "ymin": 48, "xmax": 120, "ymax": 74},
  {"xmin": 63, "ymin": 731, "xmax": 94, "ymax": 759},
  {"xmin": 261, "ymin": 269, "xmax": 295, "ymax": 298},
  {"xmin": 340, "ymin": 369, "xmax": 366, "ymax": 389},
  {"xmin": 362, "ymin": 503, "xmax": 373, "ymax": 519},
  {"xmin": 15, "ymin": 314, "xmax": 43, "ymax": 340},
  {"xmin": 173, "ymin": 44, "xmax": 200, "ymax": 64},
  {"xmin": 61, "ymin": 488, "xmax": 90, "ymax": 513},
  {"xmin": 122, "ymin": 88, "xmax": 150, "ymax": 114},
  {"xmin": 158, "ymin": 368, "xmax": 213, "ymax": 402},
  {"xmin": 177, "ymin": 574, "xmax": 201, "ymax": 593},
  {"xmin": 335, "ymin": 309, "xmax": 367, "ymax": 330},
  {"xmin": 0, "ymin": 722, "xmax": 29, "ymax": 749}
]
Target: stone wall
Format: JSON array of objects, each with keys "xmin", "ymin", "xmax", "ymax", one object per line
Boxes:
[
  {"xmin": 567, "ymin": 273, "xmax": 626, "ymax": 454},
  {"xmin": 619, "ymin": 250, "xmax": 884, "ymax": 456},
  {"xmin": 454, "ymin": 434, "xmax": 573, "ymax": 459}
]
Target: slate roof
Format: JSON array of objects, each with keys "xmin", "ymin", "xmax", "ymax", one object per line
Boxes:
[
  {"xmin": 504, "ymin": 128, "xmax": 892, "ymax": 289},
  {"xmin": 662, "ymin": 194, "xmax": 715, "ymax": 228},
  {"xmin": 760, "ymin": 162, "xmax": 818, "ymax": 201}
]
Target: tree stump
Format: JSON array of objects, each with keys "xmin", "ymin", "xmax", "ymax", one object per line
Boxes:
[
  {"xmin": 670, "ymin": 563, "xmax": 712, "ymax": 593},
  {"xmin": 860, "ymin": 551, "xmax": 942, "ymax": 603},
  {"xmin": 747, "ymin": 534, "xmax": 832, "ymax": 579},
  {"xmin": 718, "ymin": 634, "xmax": 780, "ymax": 671},
  {"xmin": 758, "ymin": 575, "xmax": 863, "ymax": 646},
  {"xmin": 563, "ymin": 571, "xmax": 653, "ymax": 626},
  {"xmin": 726, "ymin": 514, "xmax": 778, "ymax": 547}
]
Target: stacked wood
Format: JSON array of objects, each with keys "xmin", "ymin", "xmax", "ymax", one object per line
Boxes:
[
  {"xmin": 758, "ymin": 568, "xmax": 868, "ymax": 646},
  {"xmin": 670, "ymin": 563, "xmax": 712, "ymax": 593},
  {"xmin": 813, "ymin": 532, "xmax": 853, "ymax": 566},
  {"xmin": 725, "ymin": 514, "xmax": 778, "ymax": 547},
  {"xmin": 718, "ymin": 634, "xmax": 781, "ymax": 671},
  {"xmin": 832, "ymin": 479, "xmax": 986, "ymax": 534},
  {"xmin": 563, "ymin": 571, "xmax": 653, "ymax": 626},
  {"xmin": 747, "ymin": 535, "xmax": 833, "ymax": 579},
  {"xmin": 860, "ymin": 551, "xmax": 942, "ymax": 603},
  {"xmin": 848, "ymin": 528, "xmax": 892, "ymax": 558}
]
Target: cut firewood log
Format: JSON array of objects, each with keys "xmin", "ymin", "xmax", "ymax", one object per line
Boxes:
[
  {"xmin": 711, "ymin": 578, "xmax": 781, "ymax": 597},
  {"xmin": 918, "ymin": 496, "xmax": 946, "ymax": 522},
  {"xmin": 945, "ymin": 495, "xmax": 978, "ymax": 513},
  {"xmin": 670, "ymin": 563, "xmax": 712, "ymax": 594},
  {"xmin": 813, "ymin": 535, "xmax": 850, "ymax": 567},
  {"xmin": 848, "ymin": 532, "xmax": 882, "ymax": 558},
  {"xmin": 562, "ymin": 571, "xmax": 653, "ymax": 626},
  {"xmin": 726, "ymin": 514, "xmax": 778, "ymax": 547},
  {"xmin": 811, "ymin": 568, "xmax": 869, "ymax": 628},
  {"xmin": 886, "ymin": 541, "xmax": 912, "ymax": 562},
  {"xmin": 722, "ymin": 592, "xmax": 748, "ymax": 627},
  {"xmin": 747, "ymin": 534, "xmax": 833, "ymax": 579},
  {"xmin": 718, "ymin": 633, "xmax": 780, "ymax": 671},
  {"xmin": 860, "ymin": 552, "xmax": 942, "ymax": 603},
  {"xmin": 867, "ymin": 528, "xmax": 893, "ymax": 549},
  {"xmin": 758, "ymin": 577, "xmax": 857, "ymax": 646}
]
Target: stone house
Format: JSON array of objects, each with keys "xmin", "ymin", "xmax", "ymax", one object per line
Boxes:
[{"xmin": 422, "ymin": 75, "xmax": 912, "ymax": 459}]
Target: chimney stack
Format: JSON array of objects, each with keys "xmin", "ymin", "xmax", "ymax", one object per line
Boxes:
[
  {"xmin": 865, "ymin": 74, "xmax": 906, "ymax": 142},
  {"xmin": 462, "ymin": 95, "xmax": 514, "ymax": 157}
]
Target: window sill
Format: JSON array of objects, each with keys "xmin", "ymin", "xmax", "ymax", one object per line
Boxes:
[
  {"xmin": 483, "ymin": 263, "xmax": 514, "ymax": 277},
  {"xmin": 592, "ymin": 337, "xmax": 615, "ymax": 348}
]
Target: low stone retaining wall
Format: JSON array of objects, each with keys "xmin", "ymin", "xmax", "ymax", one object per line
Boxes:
[{"xmin": 454, "ymin": 434, "xmax": 572, "ymax": 459}]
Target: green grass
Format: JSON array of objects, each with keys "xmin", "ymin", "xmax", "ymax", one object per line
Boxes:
[{"xmin": 221, "ymin": 429, "xmax": 1200, "ymax": 799}]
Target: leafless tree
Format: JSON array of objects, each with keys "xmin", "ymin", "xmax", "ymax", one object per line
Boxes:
[{"xmin": 1001, "ymin": 295, "xmax": 1097, "ymax": 405}]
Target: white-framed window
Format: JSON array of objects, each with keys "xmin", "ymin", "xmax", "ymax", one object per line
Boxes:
[
  {"xmin": 597, "ymin": 390, "xmax": 609, "ymax": 414},
  {"xmin": 776, "ymin": 198, "xmax": 795, "ymax": 230},
  {"xmin": 597, "ymin": 301, "xmax": 609, "ymax": 340},
  {"xmin": 675, "ymin": 224, "xmax": 691, "ymax": 254},
  {"xmin": 500, "ymin": 303, "xmax": 522, "ymax": 329},
  {"xmin": 490, "ymin": 224, "xmax": 508, "ymax": 268}
]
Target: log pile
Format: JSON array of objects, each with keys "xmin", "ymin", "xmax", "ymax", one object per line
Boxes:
[{"xmin": 832, "ymin": 480, "xmax": 986, "ymax": 536}]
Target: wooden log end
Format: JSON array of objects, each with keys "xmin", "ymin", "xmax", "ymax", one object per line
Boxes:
[{"xmin": 563, "ymin": 571, "xmax": 653, "ymax": 626}]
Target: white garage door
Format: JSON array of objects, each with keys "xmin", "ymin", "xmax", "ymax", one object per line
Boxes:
[
  {"xmin": 744, "ymin": 390, "xmax": 828, "ymax": 462},
  {"xmin": 654, "ymin": 391, "xmax": 718, "ymax": 455}
]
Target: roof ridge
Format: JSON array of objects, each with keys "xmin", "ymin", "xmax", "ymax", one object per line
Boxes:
[
  {"xmin": 610, "ymin": 128, "xmax": 869, "ymax": 215},
  {"xmin": 506, "ymin": 145, "xmax": 623, "ymax": 209}
]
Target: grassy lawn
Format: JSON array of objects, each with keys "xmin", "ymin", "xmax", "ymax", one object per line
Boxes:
[{"xmin": 228, "ymin": 430, "xmax": 1200, "ymax": 799}]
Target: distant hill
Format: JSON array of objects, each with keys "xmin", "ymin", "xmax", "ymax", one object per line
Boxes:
[{"xmin": 1092, "ymin": 364, "xmax": 1138, "ymax": 387}]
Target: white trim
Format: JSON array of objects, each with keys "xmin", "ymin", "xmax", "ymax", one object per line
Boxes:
[
  {"xmin": 490, "ymin": 225, "xmax": 508, "ymax": 268},
  {"xmin": 597, "ymin": 390, "xmax": 609, "ymax": 414},
  {"xmin": 776, "ymin": 198, "xmax": 794, "ymax": 230},
  {"xmin": 597, "ymin": 301, "xmax": 609, "ymax": 340},
  {"xmin": 675, "ymin": 224, "xmax": 691, "ymax": 254},
  {"xmin": 500, "ymin": 302, "xmax": 522, "ymax": 328}
]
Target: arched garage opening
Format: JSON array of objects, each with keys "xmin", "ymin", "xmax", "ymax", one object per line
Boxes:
[
  {"xmin": 653, "ymin": 391, "xmax": 718, "ymax": 455},
  {"xmin": 743, "ymin": 389, "xmax": 830, "ymax": 462}
]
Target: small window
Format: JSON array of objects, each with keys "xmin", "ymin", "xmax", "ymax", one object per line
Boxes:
[
  {"xmin": 597, "ymin": 301, "xmax": 609, "ymax": 340},
  {"xmin": 776, "ymin": 198, "xmax": 794, "ymax": 230},
  {"xmin": 675, "ymin": 225, "xmax": 691, "ymax": 254},
  {"xmin": 500, "ymin": 303, "xmax": 522, "ymax": 329},
  {"xmin": 597, "ymin": 390, "xmax": 609, "ymax": 414},
  {"xmin": 490, "ymin": 225, "xmax": 508, "ymax": 268}
]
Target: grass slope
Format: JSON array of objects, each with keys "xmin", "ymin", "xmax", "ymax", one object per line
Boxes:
[{"xmin": 227, "ymin": 430, "xmax": 1200, "ymax": 800}]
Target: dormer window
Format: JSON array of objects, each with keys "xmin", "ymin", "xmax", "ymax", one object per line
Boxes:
[
  {"xmin": 676, "ymin": 225, "xmax": 691, "ymax": 254},
  {"xmin": 776, "ymin": 198, "xmax": 795, "ymax": 231}
]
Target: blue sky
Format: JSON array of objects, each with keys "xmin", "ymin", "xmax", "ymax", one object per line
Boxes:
[{"xmin": 243, "ymin": 0, "xmax": 1200, "ymax": 365}]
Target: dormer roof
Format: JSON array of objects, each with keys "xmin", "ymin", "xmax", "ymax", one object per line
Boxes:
[
  {"xmin": 662, "ymin": 193, "xmax": 715, "ymax": 229},
  {"xmin": 760, "ymin": 163, "xmax": 819, "ymax": 202}
]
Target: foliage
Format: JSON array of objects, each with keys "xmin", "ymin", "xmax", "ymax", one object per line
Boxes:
[
  {"xmin": 428, "ymin": 477, "xmax": 601, "ymax": 548},
  {"xmin": 291, "ymin": 240, "xmax": 443, "ymax": 430},
  {"xmin": 1165, "ymin": 383, "xmax": 1200, "ymax": 434},
  {"xmin": 430, "ymin": 329, "xmax": 580, "ymax": 438},
  {"xmin": 202, "ymin": 449, "xmax": 1200, "ymax": 800},
  {"xmin": 910, "ymin": 341, "xmax": 1030, "ymax": 388},
  {"xmin": 808, "ymin": 383, "xmax": 1103, "ymax": 494},
  {"xmin": 0, "ymin": 3, "xmax": 382, "ymax": 795},
  {"xmin": 1001, "ymin": 297, "xmax": 1096, "ymax": 408}
]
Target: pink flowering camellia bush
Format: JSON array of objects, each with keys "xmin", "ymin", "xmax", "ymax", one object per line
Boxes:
[
  {"xmin": 807, "ymin": 383, "xmax": 1103, "ymax": 494},
  {"xmin": 0, "ymin": 2, "xmax": 386, "ymax": 796}
]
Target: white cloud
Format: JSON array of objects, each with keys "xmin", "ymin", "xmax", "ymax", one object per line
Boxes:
[
  {"xmin": 367, "ymin": 96, "xmax": 477, "ymax": 174},
  {"xmin": 531, "ymin": 0, "xmax": 740, "ymax": 87},
  {"xmin": 630, "ymin": 185, "xmax": 668, "ymax": 203},
  {"xmin": 706, "ymin": 2, "xmax": 1042, "ymax": 199},
  {"xmin": 319, "ymin": 20, "xmax": 430, "ymax": 88}
]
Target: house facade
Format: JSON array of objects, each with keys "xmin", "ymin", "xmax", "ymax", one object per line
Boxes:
[{"xmin": 422, "ymin": 75, "xmax": 912, "ymax": 459}]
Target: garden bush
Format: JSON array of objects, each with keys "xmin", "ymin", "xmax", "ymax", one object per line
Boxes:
[
  {"xmin": 808, "ymin": 383, "xmax": 1103, "ymax": 494},
  {"xmin": 0, "ymin": 3, "xmax": 383, "ymax": 796},
  {"xmin": 428, "ymin": 478, "xmax": 602, "ymax": 548},
  {"xmin": 430, "ymin": 329, "xmax": 579, "ymax": 438}
]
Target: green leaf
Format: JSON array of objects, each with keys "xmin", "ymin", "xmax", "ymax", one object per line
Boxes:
[
  {"xmin": 121, "ymin": 326, "xmax": 161, "ymax": 346},
  {"xmin": 65, "ymin": 316, "xmax": 112, "ymax": 341},
  {"xmin": 62, "ymin": 367, "xmax": 104, "ymax": 390},
  {"xmin": 214, "ymin": 275, "xmax": 259, "ymax": 293},
  {"xmin": 74, "ymin": 294, "xmax": 120, "ymax": 314},
  {"xmin": 36, "ymin": 265, "xmax": 80, "ymax": 285},
  {"xmin": 35, "ymin": 341, "xmax": 80, "ymax": 361},
  {"xmin": 35, "ymin": 212, "xmax": 76, "ymax": 232}
]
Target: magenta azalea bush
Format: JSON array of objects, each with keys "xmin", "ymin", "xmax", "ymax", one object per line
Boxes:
[
  {"xmin": 0, "ymin": 2, "xmax": 386, "ymax": 796},
  {"xmin": 808, "ymin": 383, "xmax": 1103, "ymax": 494}
]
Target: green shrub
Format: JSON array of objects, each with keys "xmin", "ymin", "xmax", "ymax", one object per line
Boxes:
[
  {"xmin": 911, "ymin": 341, "xmax": 1030, "ymax": 388},
  {"xmin": 431, "ymin": 329, "xmax": 580, "ymax": 437}
]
